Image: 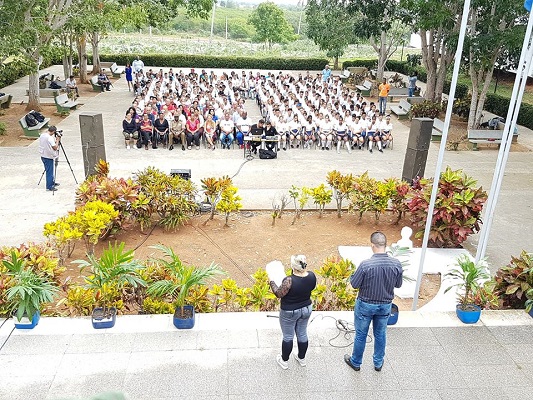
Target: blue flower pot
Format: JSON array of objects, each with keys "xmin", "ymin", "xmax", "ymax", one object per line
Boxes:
[
  {"xmin": 387, "ymin": 303, "xmax": 399, "ymax": 325},
  {"xmin": 456, "ymin": 304, "xmax": 481, "ymax": 324},
  {"xmin": 173, "ymin": 305, "xmax": 195, "ymax": 329},
  {"xmin": 14, "ymin": 311, "xmax": 40, "ymax": 329},
  {"xmin": 92, "ymin": 307, "xmax": 117, "ymax": 329},
  {"xmin": 528, "ymin": 308, "xmax": 533, "ymax": 318}
]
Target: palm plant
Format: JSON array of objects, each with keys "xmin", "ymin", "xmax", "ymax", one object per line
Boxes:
[
  {"xmin": 147, "ymin": 244, "xmax": 223, "ymax": 318},
  {"xmin": 3, "ymin": 251, "xmax": 58, "ymax": 322},
  {"xmin": 73, "ymin": 242, "xmax": 146, "ymax": 315},
  {"xmin": 445, "ymin": 254, "xmax": 490, "ymax": 310}
]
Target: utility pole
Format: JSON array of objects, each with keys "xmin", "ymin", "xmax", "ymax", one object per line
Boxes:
[{"xmin": 210, "ymin": 1, "xmax": 216, "ymax": 43}]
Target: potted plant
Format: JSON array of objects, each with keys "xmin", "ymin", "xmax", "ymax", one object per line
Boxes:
[
  {"xmin": 147, "ymin": 244, "xmax": 223, "ymax": 329},
  {"xmin": 73, "ymin": 242, "xmax": 145, "ymax": 329},
  {"xmin": 445, "ymin": 254, "xmax": 490, "ymax": 324},
  {"xmin": 3, "ymin": 251, "xmax": 58, "ymax": 329}
]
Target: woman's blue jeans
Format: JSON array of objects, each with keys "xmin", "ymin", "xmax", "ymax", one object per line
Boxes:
[
  {"xmin": 279, "ymin": 304, "xmax": 312, "ymax": 342},
  {"xmin": 350, "ymin": 299, "xmax": 391, "ymax": 368}
]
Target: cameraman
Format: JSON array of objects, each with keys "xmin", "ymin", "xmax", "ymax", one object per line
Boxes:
[{"xmin": 39, "ymin": 126, "xmax": 61, "ymax": 192}]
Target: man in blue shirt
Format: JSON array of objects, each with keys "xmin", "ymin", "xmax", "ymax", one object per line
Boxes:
[
  {"xmin": 322, "ymin": 64, "xmax": 332, "ymax": 82},
  {"xmin": 344, "ymin": 231, "xmax": 403, "ymax": 372}
]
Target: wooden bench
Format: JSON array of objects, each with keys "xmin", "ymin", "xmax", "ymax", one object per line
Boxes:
[
  {"xmin": 355, "ymin": 80, "xmax": 372, "ymax": 97},
  {"xmin": 54, "ymin": 93, "xmax": 78, "ymax": 115},
  {"xmin": 388, "ymin": 88, "xmax": 409, "ymax": 102},
  {"xmin": 19, "ymin": 114, "xmax": 50, "ymax": 138},
  {"xmin": 110, "ymin": 63, "xmax": 123, "ymax": 78},
  {"xmin": 468, "ymin": 129, "xmax": 519, "ymax": 150},
  {"xmin": 432, "ymin": 118, "xmax": 444, "ymax": 142},
  {"xmin": 0, "ymin": 94, "xmax": 12, "ymax": 109},
  {"xmin": 390, "ymin": 99, "xmax": 412, "ymax": 120}
]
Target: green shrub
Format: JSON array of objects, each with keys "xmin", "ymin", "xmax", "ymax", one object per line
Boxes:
[
  {"xmin": 99, "ymin": 54, "xmax": 328, "ymax": 71},
  {"xmin": 410, "ymin": 101, "xmax": 442, "ymax": 119},
  {"xmin": 485, "ymin": 93, "xmax": 533, "ymax": 130},
  {"xmin": 452, "ymin": 95, "xmax": 471, "ymax": 118},
  {"xmin": 407, "ymin": 167, "xmax": 487, "ymax": 248},
  {"xmin": 0, "ymin": 121, "xmax": 6, "ymax": 136},
  {"xmin": 494, "ymin": 251, "xmax": 533, "ymax": 311}
]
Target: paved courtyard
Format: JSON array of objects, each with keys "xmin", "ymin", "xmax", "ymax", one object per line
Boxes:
[{"xmin": 1, "ymin": 66, "xmax": 533, "ymax": 399}]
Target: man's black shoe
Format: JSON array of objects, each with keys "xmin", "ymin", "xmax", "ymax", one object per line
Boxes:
[
  {"xmin": 169, "ymin": 145, "xmax": 173, "ymax": 151},
  {"xmin": 375, "ymin": 365, "xmax": 382, "ymax": 371},
  {"xmin": 182, "ymin": 145, "xmax": 186, "ymax": 151},
  {"xmin": 47, "ymin": 187, "xmax": 58, "ymax": 192},
  {"xmin": 53, "ymin": 183, "xmax": 60, "ymax": 187},
  {"xmin": 344, "ymin": 355, "xmax": 360, "ymax": 371}
]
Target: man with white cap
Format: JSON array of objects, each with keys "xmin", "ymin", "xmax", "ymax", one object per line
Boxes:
[{"xmin": 269, "ymin": 255, "xmax": 317, "ymax": 370}]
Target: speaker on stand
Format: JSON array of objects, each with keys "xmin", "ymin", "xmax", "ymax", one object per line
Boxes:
[{"xmin": 402, "ymin": 118, "xmax": 433, "ymax": 184}]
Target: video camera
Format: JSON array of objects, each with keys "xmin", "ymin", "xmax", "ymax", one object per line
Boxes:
[{"xmin": 54, "ymin": 130, "xmax": 64, "ymax": 138}]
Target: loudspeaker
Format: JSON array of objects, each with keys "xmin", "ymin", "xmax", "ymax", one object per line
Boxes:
[
  {"xmin": 402, "ymin": 148, "xmax": 429, "ymax": 183},
  {"xmin": 79, "ymin": 112, "xmax": 106, "ymax": 178},
  {"xmin": 170, "ymin": 169, "xmax": 191, "ymax": 180},
  {"xmin": 407, "ymin": 118, "xmax": 433, "ymax": 150},
  {"xmin": 402, "ymin": 118, "xmax": 433, "ymax": 183}
]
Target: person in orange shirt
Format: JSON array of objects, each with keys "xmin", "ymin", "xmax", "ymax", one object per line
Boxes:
[{"xmin": 378, "ymin": 78, "xmax": 390, "ymax": 115}]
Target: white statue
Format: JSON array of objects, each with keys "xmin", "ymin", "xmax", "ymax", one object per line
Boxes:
[{"xmin": 395, "ymin": 226, "xmax": 413, "ymax": 249}]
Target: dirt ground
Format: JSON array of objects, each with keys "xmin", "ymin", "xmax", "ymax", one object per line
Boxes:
[
  {"xmin": 64, "ymin": 210, "xmax": 440, "ymax": 311},
  {"xmin": 0, "ymin": 77, "xmax": 107, "ymax": 147}
]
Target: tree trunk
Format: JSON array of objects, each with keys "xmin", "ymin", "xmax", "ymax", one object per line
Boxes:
[
  {"xmin": 27, "ymin": 72, "xmax": 41, "ymax": 112},
  {"xmin": 90, "ymin": 32, "xmax": 101, "ymax": 74},
  {"xmin": 78, "ymin": 35, "xmax": 88, "ymax": 83},
  {"xmin": 333, "ymin": 56, "xmax": 339, "ymax": 70}
]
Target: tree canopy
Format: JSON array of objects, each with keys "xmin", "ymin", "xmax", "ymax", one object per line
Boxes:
[
  {"xmin": 305, "ymin": 0, "xmax": 359, "ymax": 70},
  {"xmin": 248, "ymin": 2, "xmax": 296, "ymax": 48}
]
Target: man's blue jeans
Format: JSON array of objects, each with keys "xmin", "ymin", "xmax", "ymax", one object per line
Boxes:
[
  {"xmin": 350, "ymin": 299, "xmax": 391, "ymax": 368},
  {"xmin": 379, "ymin": 96, "xmax": 387, "ymax": 115},
  {"xmin": 408, "ymin": 87, "xmax": 415, "ymax": 97},
  {"xmin": 41, "ymin": 157, "xmax": 55, "ymax": 190},
  {"xmin": 220, "ymin": 132, "xmax": 234, "ymax": 147}
]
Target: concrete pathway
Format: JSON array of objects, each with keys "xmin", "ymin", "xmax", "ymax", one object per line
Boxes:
[{"xmin": 0, "ymin": 310, "xmax": 532, "ymax": 400}]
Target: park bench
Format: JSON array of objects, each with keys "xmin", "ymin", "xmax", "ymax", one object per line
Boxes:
[
  {"xmin": 0, "ymin": 94, "xmax": 12, "ymax": 109},
  {"xmin": 110, "ymin": 63, "xmax": 123, "ymax": 78},
  {"xmin": 432, "ymin": 118, "xmax": 445, "ymax": 142},
  {"xmin": 390, "ymin": 99, "xmax": 411, "ymax": 120},
  {"xmin": 407, "ymin": 96, "xmax": 424, "ymax": 105},
  {"xmin": 468, "ymin": 129, "xmax": 519, "ymax": 150},
  {"xmin": 90, "ymin": 75, "xmax": 102, "ymax": 91},
  {"xmin": 388, "ymin": 87, "xmax": 409, "ymax": 102},
  {"xmin": 355, "ymin": 80, "xmax": 372, "ymax": 97},
  {"xmin": 54, "ymin": 93, "xmax": 78, "ymax": 115},
  {"xmin": 19, "ymin": 113, "xmax": 50, "ymax": 138},
  {"xmin": 26, "ymin": 88, "xmax": 61, "ymax": 98}
]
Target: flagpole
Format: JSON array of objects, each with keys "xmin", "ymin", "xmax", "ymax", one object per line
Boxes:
[
  {"xmin": 475, "ymin": 6, "xmax": 533, "ymax": 262},
  {"xmin": 411, "ymin": 0, "xmax": 472, "ymax": 310}
]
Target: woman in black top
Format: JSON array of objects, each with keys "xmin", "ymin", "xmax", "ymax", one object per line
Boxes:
[
  {"xmin": 122, "ymin": 109, "xmax": 139, "ymax": 149},
  {"xmin": 270, "ymin": 255, "xmax": 317, "ymax": 370}
]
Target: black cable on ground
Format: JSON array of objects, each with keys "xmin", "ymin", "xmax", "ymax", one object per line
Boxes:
[
  {"xmin": 0, "ymin": 325, "xmax": 15, "ymax": 353},
  {"xmin": 132, "ymin": 221, "xmax": 160, "ymax": 252},
  {"xmin": 193, "ymin": 224, "xmax": 254, "ymax": 284},
  {"xmin": 308, "ymin": 313, "xmax": 372, "ymax": 348}
]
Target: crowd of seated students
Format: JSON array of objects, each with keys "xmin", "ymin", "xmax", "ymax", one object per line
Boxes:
[
  {"xmin": 255, "ymin": 70, "xmax": 394, "ymax": 154},
  {"xmin": 121, "ymin": 67, "xmax": 393, "ymax": 154}
]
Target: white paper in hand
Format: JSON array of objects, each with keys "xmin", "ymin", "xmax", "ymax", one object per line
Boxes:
[{"xmin": 266, "ymin": 260, "xmax": 286, "ymax": 287}]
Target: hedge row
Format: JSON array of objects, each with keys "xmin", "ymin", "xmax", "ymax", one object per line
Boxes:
[
  {"xmin": 342, "ymin": 59, "xmax": 469, "ymax": 100},
  {"xmin": 99, "ymin": 54, "xmax": 329, "ymax": 71},
  {"xmin": 485, "ymin": 93, "xmax": 533, "ymax": 130}
]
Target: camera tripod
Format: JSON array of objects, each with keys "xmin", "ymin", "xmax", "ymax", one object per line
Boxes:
[{"xmin": 38, "ymin": 140, "xmax": 78, "ymax": 195}]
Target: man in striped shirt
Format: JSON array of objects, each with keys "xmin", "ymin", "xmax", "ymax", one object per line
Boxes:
[{"xmin": 344, "ymin": 231, "xmax": 403, "ymax": 372}]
